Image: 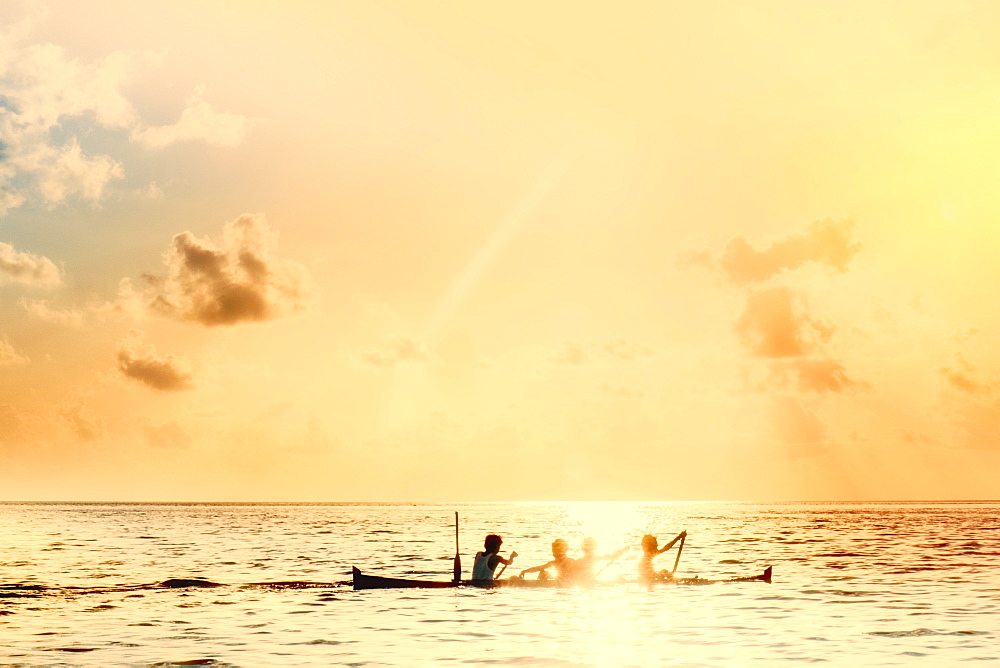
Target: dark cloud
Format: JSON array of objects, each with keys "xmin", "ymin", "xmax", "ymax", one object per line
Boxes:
[
  {"xmin": 116, "ymin": 332, "xmax": 194, "ymax": 391},
  {"xmin": 150, "ymin": 214, "xmax": 310, "ymax": 327},
  {"xmin": 361, "ymin": 336, "xmax": 429, "ymax": 367},
  {"xmin": 734, "ymin": 287, "xmax": 832, "ymax": 358},
  {"xmin": 719, "ymin": 218, "xmax": 861, "ymax": 284}
]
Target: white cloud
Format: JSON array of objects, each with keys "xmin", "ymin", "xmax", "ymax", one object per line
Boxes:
[
  {"xmin": 0, "ymin": 340, "xmax": 29, "ymax": 367},
  {"xmin": 0, "ymin": 33, "xmax": 135, "ymax": 212},
  {"xmin": 89, "ymin": 278, "xmax": 148, "ymax": 322},
  {"xmin": 0, "ymin": 242, "xmax": 61, "ymax": 286},
  {"xmin": 21, "ymin": 137, "xmax": 124, "ymax": 203},
  {"xmin": 0, "ymin": 19, "xmax": 254, "ymax": 215},
  {"xmin": 20, "ymin": 298, "xmax": 84, "ymax": 327},
  {"xmin": 132, "ymin": 85, "xmax": 258, "ymax": 149}
]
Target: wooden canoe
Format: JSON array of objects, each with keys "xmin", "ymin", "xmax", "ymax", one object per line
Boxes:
[{"xmin": 352, "ymin": 566, "xmax": 771, "ymax": 590}]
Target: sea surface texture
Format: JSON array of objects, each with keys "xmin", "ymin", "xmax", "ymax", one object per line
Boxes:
[{"xmin": 1, "ymin": 502, "xmax": 997, "ymax": 666}]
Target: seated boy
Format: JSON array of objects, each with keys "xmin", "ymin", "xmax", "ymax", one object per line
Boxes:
[{"xmin": 471, "ymin": 534, "xmax": 517, "ymax": 580}]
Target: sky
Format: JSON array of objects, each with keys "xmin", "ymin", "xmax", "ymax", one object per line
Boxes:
[{"xmin": 1, "ymin": 0, "xmax": 999, "ymax": 502}]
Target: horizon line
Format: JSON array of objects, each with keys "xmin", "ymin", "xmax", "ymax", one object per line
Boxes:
[{"xmin": 2, "ymin": 499, "xmax": 998, "ymax": 505}]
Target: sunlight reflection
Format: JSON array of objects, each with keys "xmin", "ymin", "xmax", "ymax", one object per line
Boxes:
[{"xmin": 560, "ymin": 502, "xmax": 648, "ymax": 579}]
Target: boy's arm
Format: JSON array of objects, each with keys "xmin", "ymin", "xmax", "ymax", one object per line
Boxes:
[
  {"xmin": 602, "ymin": 546, "xmax": 628, "ymax": 561},
  {"xmin": 519, "ymin": 559, "xmax": 553, "ymax": 575},
  {"xmin": 658, "ymin": 530, "xmax": 687, "ymax": 554},
  {"xmin": 490, "ymin": 552, "xmax": 517, "ymax": 569}
]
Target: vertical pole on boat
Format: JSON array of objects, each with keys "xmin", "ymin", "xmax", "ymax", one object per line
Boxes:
[
  {"xmin": 453, "ymin": 512, "xmax": 461, "ymax": 583},
  {"xmin": 670, "ymin": 532, "xmax": 686, "ymax": 576}
]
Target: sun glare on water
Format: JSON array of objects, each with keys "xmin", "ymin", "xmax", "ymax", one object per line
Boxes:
[{"xmin": 559, "ymin": 502, "xmax": 647, "ymax": 568}]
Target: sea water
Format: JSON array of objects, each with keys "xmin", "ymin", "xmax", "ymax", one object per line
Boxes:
[{"xmin": 1, "ymin": 502, "xmax": 997, "ymax": 666}]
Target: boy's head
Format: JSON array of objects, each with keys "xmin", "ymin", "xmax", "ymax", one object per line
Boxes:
[
  {"xmin": 484, "ymin": 534, "xmax": 502, "ymax": 553},
  {"xmin": 581, "ymin": 537, "xmax": 597, "ymax": 556},
  {"xmin": 641, "ymin": 534, "xmax": 658, "ymax": 554},
  {"xmin": 551, "ymin": 538, "xmax": 569, "ymax": 557}
]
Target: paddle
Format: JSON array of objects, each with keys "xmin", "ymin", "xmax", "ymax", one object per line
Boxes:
[
  {"xmin": 453, "ymin": 512, "xmax": 461, "ymax": 583},
  {"xmin": 669, "ymin": 531, "xmax": 686, "ymax": 577},
  {"xmin": 495, "ymin": 550, "xmax": 517, "ymax": 579},
  {"xmin": 595, "ymin": 544, "xmax": 629, "ymax": 577}
]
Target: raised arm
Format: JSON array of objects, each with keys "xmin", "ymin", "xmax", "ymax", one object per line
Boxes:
[{"xmin": 657, "ymin": 530, "xmax": 687, "ymax": 555}]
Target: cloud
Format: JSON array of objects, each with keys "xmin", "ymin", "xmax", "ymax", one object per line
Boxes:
[
  {"xmin": 17, "ymin": 137, "xmax": 124, "ymax": 203},
  {"xmin": 132, "ymin": 85, "xmax": 258, "ymax": 149},
  {"xmin": 790, "ymin": 359, "xmax": 858, "ymax": 393},
  {"xmin": 149, "ymin": 214, "xmax": 310, "ymax": 326},
  {"xmin": 89, "ymin": 278, "xmax": 148, "ymax": 322},
  {"xmin": 0, "ymin": 340, "xmax": 30, "ymax": 367},
  {"xmin": 115, "ymin": 331, "xmax": 194, "ymax": 391},
  {"xmin": 734, "ymin": 287, "xmax": 832, "ymax": 358},
  {"xmin": 142, "ymin": 418, "xmax": 193, "ymax": 449},
  {"xmin": 0, "ymin": 30, "xmax": 135, "ymax": 212},
  {"xmin": 760, "ymin": 359, "xmax": 859, "ymax": 394},
  {"xmin": 0, "ymin": 19, "xmax": 254, "ymax": 215},
  {"xmin": 21, "ymin": 298, "xmax": 84, "ymax": 327},
  {"xmin": 939, "ymin": 353, "xmax": 991, "ymax": 395},
  {"xmin": 719, "ymin": 218, "xmax": 861, "ymax": 285},
  {"xmin": 61, "ymin": 401, "xmax": 105, "ymax": 441},
  {"xmin": 0, "ymin": 242, "xmax": 61, "ymax": 287},
  {"xmin": 361, "ymin": 336, "xmax": 429, "ymax": 367}
]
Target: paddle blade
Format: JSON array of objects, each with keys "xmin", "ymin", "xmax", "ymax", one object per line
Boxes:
[{"xmin": 453, "ymin": 554, "xmax": 461, "ymax": 582}]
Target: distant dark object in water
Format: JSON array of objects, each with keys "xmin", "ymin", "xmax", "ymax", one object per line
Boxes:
[
  {"xmin": 158, "ymin": 578, "xmax": 221, "ymax": 588},
  {"xmin": 243, "ymin": 580, "xmax": 334, "ymax": 589}
]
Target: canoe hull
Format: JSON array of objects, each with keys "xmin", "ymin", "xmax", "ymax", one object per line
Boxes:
[{"xmin": 351, "ymin": 566, "xmax": 772, "ymax": 590}]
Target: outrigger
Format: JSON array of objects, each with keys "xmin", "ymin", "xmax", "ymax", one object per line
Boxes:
[
  {"xmin": 354, "ymin": 516, "xmax": 771, "ymax": 591},
  {"xmin": 351, "ymin": 565, "xmax": 772, "ymax": 590}
]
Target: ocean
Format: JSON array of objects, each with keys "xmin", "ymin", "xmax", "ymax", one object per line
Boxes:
[{"xmin": 1, "ymin": 501, "xmax": 997, "ymax": 666}]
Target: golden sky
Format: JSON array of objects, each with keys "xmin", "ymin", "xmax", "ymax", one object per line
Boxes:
[{"xmin": 2, "ymin": 0, "xmax": 999, "ymax": 501}]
